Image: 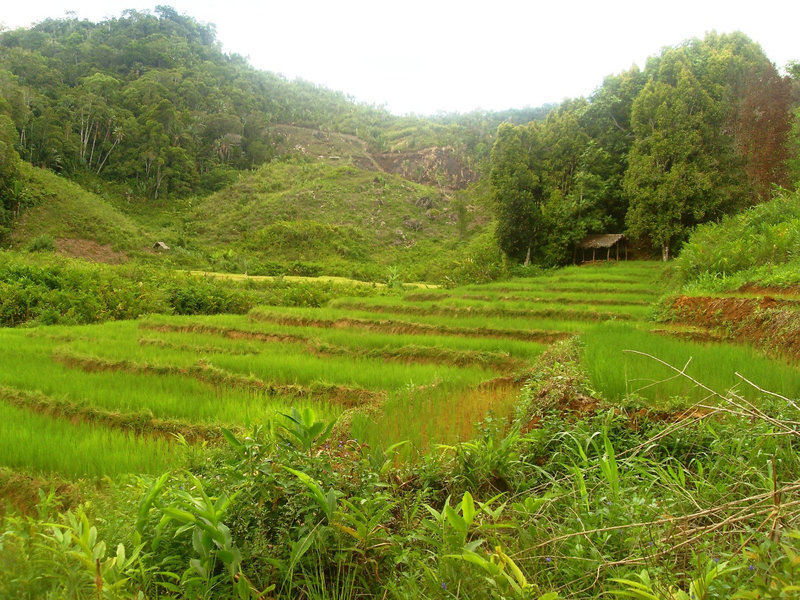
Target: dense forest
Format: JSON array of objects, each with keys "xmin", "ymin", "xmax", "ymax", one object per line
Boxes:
[{"xmin": 491, "ymin": 33, "xmax": 798, "ymax": 265}]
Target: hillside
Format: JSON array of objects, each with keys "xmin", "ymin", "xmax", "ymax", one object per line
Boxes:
[
  {"xmin": 0, "ymin": 9, "xmax": 552, "ymax": 280},
  {"xmin": 1, "ymin": 141, "xmax": 498, "ymax": 283},
  {"xmin": 0, "ymin": 9, "xmax": 541, "ymax": 205},
  {"xmin": 7, "ymin": 162, "xmax": 145, "ymax": 257},
  {"xmin": 654, "ymin": 190, "xmax": 800, "ymax": 360},
  {"xmin": 270, "ymin": 124, "xmax": 477, "ymax": 189},
  {"xmin": 183, "ymin": 159, "xmax": 487, "ymax": 279}
]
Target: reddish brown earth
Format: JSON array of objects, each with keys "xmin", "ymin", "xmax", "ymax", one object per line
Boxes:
[
  {"xmin": 668, "ymin": 294, "xmax": 800, "ymax": 359},
  {"xmin": 0, "ymin": 468, "xmax": 83, "ymax": 515},
  {"xmin": 55, "ymin": 237, "xmax": 128, "ymax": 264},
  {"xmin": 374, "ymin": 146, "xmax": 475, "ymax": 189}
]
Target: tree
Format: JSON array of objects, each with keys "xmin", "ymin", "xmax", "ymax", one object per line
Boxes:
[
  {"xmin": 490, "ymin": 104, "xmax": 614, "ymax": 267},
  {"xmin": 490, "ymin": 122, "xmax": 543, "ymax": 264},
  {"xmin": 624, "ymin": 55, "xmax": 725, "ymax": 261},
  {"xmin": 0, "ymin": 111, "xmax": 22, "ymax": 235},
  {"xmin": 582, "ymin": 67, "xmax": 647, "ymax": 229}
]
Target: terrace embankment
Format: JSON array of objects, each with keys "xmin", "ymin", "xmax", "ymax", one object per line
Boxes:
[
  {"xmin": 666, "ymin": 294, "xmax": 800, "ymax": 358},
  {"xmin": 139, "ymin": 322, "xmax": 308, "ymax": 345},
  {"xmin": 248, "ymin": 311, "xmax": 570, "ymax": 343},
  {"xmin": 53, "ymin": 349, "xmax": 381, "ymax": 408},
  {"xmin": 138, "ymin": 337, "xmax": 258, "ymax": 356},
  {"xmin": 521, "ymin": 338, "xmax": 715, "ymax": 434},
  {"xmin": 0, "ymin": 386, "xmax": 227, "ymax": 443},
  {"xmin": 330, "ymin": 300, "xmax": 632, "ymax": 322},
  {"xmin": 140, "ymin": 322, "xmax": 523, "ymax": 371},
  {"xmin": 0, "ymin": 467, "xmax": 82, "ymax": 516},
  {"xmin": 406, "ymin": 292, "xmax": 651, "ymax": 307}
]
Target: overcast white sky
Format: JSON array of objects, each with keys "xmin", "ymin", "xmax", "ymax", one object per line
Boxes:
[{"xmin": 1, "ymin": 1, "xmax": 798, "ymax": 116}]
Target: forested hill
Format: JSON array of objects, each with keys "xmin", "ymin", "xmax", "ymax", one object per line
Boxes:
[
  {"xmin": 0, "ymin": 7, "xmax": 542, "ymax": 203},
  {"xmin": 0, "ymin": 10, "xmax": 797, "ymax": 279}
]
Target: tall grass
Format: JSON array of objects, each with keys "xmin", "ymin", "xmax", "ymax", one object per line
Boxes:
[
  {"xmin": 249, "ymin": 305, "xmax": 586, "ymax": 334},
  {"xmin": 0, "ymin": 330, "xmax": 341, "ymax": 426},
  {"xmin": 328, "ymin": 295, "xmax": 648, "ymax": 320},
  {"xmin": 0, "ymin": 402, "xmax": 175, "ymax": 478},
  {"xmin": 350, "ymin": 379, "xmax": 520, "ymax": 452},
  {"xmin": 141, "ymin": 314, "xmax": 549, "ymax": 359},
  {"xmin": 58, "ymin": 333, "xmax": 492, "ymax": 392}
]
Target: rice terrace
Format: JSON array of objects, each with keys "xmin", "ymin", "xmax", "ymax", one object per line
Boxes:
[{"xmin": 2, "ymin": 8, "xmax": 800, "ymax": 600}]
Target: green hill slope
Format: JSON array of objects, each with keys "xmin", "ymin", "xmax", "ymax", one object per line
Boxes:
[
  {"xmin": 2, "ymin": 146, "xmax": 497, "ymax": 282},
  {"xmin": 7, "ymin": 163, "xmax": 145, "ymax": 258},
  {"xmin": 183, "ymin": 159, "xmax": 492, "ymax": 281}
]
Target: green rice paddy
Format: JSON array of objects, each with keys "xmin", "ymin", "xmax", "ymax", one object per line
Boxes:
[{"xmin": 2, "ymin": 260, "xmax": 798, "ymax": 480}]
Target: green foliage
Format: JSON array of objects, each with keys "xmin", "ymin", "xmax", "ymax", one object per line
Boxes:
[
  {"xmin": 624, "ymin": 48, "xmax": 743, "ymax": 260},
  {"xmin": 276, "ymin": 408, "xmax": 335, "ymax": 452},
  {"xmin": 489, "ymin": 32, "xmax": 789, "ymax": 266},
  {"xmin": 610, "ymin": 561, "xmax": 735, "ymax": 600},
  {"xmin": 0, "ymin": 251, "xmax": 397, "ymax": 327},
  {"xmin": 490, "ymin": 122, "xmax": 544, "ymax": 263},
  {"xmin": 7, "ymin": 506, "xmax": 145, "ymax": 599},
  {"xmin": 0, "ymin": 112, "xmax": 22, "ymax": 236},
  {"xmin": 674, "ymin": 189, "xmax": 800, "ymax": 283},
  {"xmin": 6, "ymin": 162, "xmax": 142, "ymax": 250},
  {"xmin": 245, "ymin": 220, "xmax": 368, "ymax": 262},
  {"xmin": 25, "ymin": 234, "xmax": 54, "ymax": 252}
]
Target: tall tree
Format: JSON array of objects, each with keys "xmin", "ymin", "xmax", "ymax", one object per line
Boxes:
[
  {"xmin": 490, "ymin": 122, "xmax": 543, "ymax": 264},
  {"xmin": 624, "ymin": 53, "xmax": 733, "ymax": 261},
  {"xmin": 0, "ymin": 110, "xmax": 22, "ymax": 235}
]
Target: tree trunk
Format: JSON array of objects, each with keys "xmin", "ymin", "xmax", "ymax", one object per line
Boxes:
[
  {"xmin": 523, "ymin": 246, "xmax": 531, "ymax": 267},
  {"xmin": 661, "ymin": 243, "xmax": 670, "ymax": 262}
]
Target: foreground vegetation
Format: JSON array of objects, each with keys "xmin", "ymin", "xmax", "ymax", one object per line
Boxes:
[
  {"xmin": 1, "ymin": 260, "xmax": 799, "ymax": 598},
  {"xmin": 2, "ymin": 339, "xmax": 798, "ymax": 599}
]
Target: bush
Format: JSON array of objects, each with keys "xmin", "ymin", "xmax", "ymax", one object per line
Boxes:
[
  {"xmin": 675, "ymin": 190, "xmax": 800, "ymax": 282},
  {"xmin": 25, "ymin": 235, "xmax": 55, "ymax": 253},
  {"xmin": 164, "ymin": 275, "xmax": 254, "ymax": 315}
]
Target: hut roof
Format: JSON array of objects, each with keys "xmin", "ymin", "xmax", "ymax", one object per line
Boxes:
[
  {"xmin": 153, "ymin": 241, "xmax": 170, "ymax": 251},
  {"xmin": 577, "ymin": 234, "xmax": 626, "ymax": 249}
]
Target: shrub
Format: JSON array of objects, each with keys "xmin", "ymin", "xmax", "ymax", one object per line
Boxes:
[{"xmin": 25, "ymin": 235, "xmax": 55, "ymax": 253}]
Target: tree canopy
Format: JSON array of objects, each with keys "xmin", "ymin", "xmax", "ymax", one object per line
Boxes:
[{"xmin": 490, "ymin": 32, "xmax": 794, "ymax": 264}]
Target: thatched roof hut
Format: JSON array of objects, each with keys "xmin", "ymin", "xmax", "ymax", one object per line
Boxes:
[
  {"xmin": 575, "ymin": 234, "xmax": 627, "ymax": 263},
  {"xmin": 153, "ymin": 241, "xmax": 170, "ymax": 252}
]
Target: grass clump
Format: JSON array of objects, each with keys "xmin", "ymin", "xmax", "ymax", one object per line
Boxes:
[
  {"xmin": 0, "ymin": 402, "xmax": 176, "ymax": 478},
  {"xmin": 581, "ymin": 321, "xmax": 800, "ymax": 408},
  {"xmin": 24, "ymin": 234, "xmax": 55, "ymax": 253}
]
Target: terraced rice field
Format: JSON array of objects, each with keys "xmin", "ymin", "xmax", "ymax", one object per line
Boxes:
[{"xmin": 3, "ymin": 260, "xmax": 799, "ymax": 482}]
